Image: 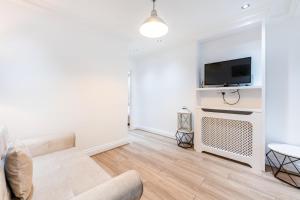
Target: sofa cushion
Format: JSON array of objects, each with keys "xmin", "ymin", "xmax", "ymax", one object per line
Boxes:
[
  {"xmin": 31, "ymin": 148, "xmax": 111, "ymax": 200},
  {"xmin": 5, "ymin": 146, "xmax": 33, "ymax": 200},
  {"xmin": 23, "ymin": 133, "xmax": 76, "ymax": 157}
]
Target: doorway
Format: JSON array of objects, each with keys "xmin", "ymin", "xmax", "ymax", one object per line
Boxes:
[{"xmin": 128, "ymin": 71, "xmax": 132, "ymax": 127}]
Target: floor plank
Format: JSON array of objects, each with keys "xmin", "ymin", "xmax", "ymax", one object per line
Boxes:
[{"xmin": 92, "ymin": 130, "xmax": 300, "ymax": 200}]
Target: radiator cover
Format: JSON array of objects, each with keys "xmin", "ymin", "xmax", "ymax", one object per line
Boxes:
[
  {"xmin": 195, "ymin": 108, "xmax": 264, "ymax": 172},
  {"xmin": 201, "ymin": 117, "xmax": 253, "ymax": 157}
]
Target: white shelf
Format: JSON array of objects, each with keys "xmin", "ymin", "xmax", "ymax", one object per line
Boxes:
[
  {"xmin": 196, "ymin": 86, "xmax": 262, "ymax": 91},
  {"xmin": 197, "ymin": 106, "xmax": 262, "ymax": 113}
]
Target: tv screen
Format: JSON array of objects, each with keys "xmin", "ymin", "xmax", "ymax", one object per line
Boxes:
[{"xmin": 204, "ymin": 57, "xmax": 251, "ymax": 86}]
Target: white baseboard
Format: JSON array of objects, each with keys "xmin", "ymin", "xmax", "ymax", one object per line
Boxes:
[
  {"xmin": 84, "ymin": 138, "xmax": 129, "ymax": 156},
  {"xmin": 133, "ymin": 126, "xmax": 176, "ymax": 139}
]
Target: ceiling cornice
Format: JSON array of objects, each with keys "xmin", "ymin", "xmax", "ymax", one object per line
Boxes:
[{"xmin": 8, "ymin": 0, "xmax": 58, "ymax": 12}]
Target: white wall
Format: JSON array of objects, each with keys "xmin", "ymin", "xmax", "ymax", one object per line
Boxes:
[
  {"xmin": 131, "ymin": 27, "xmax": 262, "ymax": 138},
  {"xmin": 0, "ymin": 2, "xmax": 129, "ymax": 152},
  {"xmin": 199, "ymin": 27, "xmax": 262, "ymax": 86},
  {"xmin": 266, "ymin": 15, "xmax": 300, "ymax": 146},
  {"xmin": 131, "ymin": 41, "xmax": 198, "ymax": 138}
]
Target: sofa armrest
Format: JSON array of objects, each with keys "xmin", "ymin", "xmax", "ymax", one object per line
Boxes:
[
  {"xmin": 73, "ymin": 170, "xmax": 143, "ymax": 200},
  {"xmin": 22, "ymin": 133, "xmax": 76, "ymax": 157}
]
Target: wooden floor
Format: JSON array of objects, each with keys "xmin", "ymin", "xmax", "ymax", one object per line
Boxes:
[{"xmin": 92, "ymin": 130, "xmax": 300, "ymax": 200}]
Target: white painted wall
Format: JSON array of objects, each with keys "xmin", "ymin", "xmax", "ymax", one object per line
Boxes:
[
  {"xmin": 266, "ymin": 15, "xmax": 300, "ymax": 146},
  {"xmin": 131, "ymin": 27, "xmax": 262, "ymax": 138},
  {"xmin": 131, "ymin": 41, "xmax": 198, "ymax": 138},
  {"xmin": 0, "ymin": 2, "xmax": 129, "ymax": 152},
  {"xmin": 199, "ymin": 27, "xmax": 262, "ymax": 86}
]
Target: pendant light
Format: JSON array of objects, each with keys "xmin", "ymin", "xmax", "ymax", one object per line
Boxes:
[{"xmin": 139, "ymin": 0, "xmax": 168, "ymax": 38}]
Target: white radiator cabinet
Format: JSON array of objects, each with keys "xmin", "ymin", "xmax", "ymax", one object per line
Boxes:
[{"xmin": 194, "ymin": 107, "xmax": 265, "ymax": 173}]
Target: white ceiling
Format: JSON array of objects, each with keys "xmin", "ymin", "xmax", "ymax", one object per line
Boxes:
[{"xmin": 2, "ymin": 0, "xmax": 298, "ymax": 54}]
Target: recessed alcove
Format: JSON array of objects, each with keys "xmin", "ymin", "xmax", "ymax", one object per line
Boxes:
[{"xmin": 194, "ymin": 24, "xmax": 266, "ymax": 173}]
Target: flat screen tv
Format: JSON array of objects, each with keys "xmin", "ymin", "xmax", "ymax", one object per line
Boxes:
[{"xmin": 204, "ymin": 57, "xmax": 251, "ymax": 86}]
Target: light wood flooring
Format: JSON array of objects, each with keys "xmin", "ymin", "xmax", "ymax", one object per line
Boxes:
[{"xmin": 92, "ymin": 130, "xmax": 300, "ymax": 200}]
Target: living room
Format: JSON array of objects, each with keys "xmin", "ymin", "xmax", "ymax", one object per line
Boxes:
[{"xmin": 0, "ymin": 0, "xmax": 300, "ymax": 200}]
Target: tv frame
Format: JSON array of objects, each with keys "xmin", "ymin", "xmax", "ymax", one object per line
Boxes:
[{"xmin": 203, "ymin": 57, "xmax": 252, "ymax": 87}]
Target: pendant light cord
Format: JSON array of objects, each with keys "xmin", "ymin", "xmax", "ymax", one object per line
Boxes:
[{"xmin": 153, "ymin": 0, "xmax": 156, "ymax": 10}]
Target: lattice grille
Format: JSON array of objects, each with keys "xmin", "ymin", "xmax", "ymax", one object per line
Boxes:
[{"xmin": 201, "ymin": 117, "xmax": 253, "ymax": 157}]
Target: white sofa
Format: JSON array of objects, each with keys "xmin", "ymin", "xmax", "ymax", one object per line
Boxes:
[{"xmin": 0, "ymin": 128, "xmax": 143, "ymax": 200}]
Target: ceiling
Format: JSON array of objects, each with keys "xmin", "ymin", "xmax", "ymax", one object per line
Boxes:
[{"xmin": 2, "ymin": 0, "xmax": 298, "ymax": 54}]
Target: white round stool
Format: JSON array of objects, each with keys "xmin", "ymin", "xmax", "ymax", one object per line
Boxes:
[{"xmin": 266, "ymin": 143, "xmax": 300, "ymax": 189}]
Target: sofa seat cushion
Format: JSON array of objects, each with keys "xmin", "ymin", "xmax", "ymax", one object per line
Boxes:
[{"xmin": 32, "ymin": 148, "xmax": 111, "ymax": 200}]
